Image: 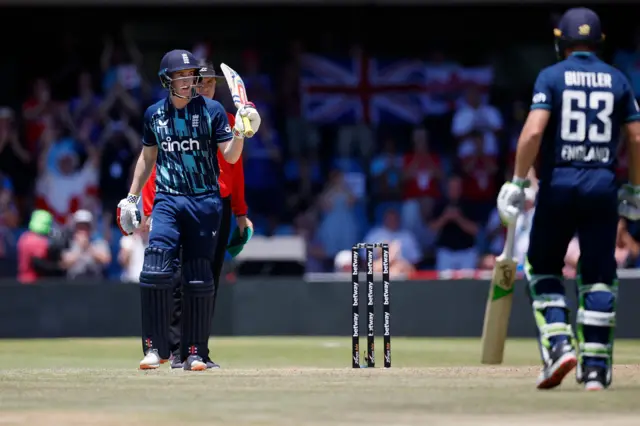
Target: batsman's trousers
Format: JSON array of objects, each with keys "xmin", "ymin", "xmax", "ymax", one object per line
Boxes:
[{"xmin": 169, "ymin": 195, "xmax": 232, "ymax": 357}]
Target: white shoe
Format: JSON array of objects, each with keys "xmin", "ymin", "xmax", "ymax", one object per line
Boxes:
[{"xmin": 139, "ymin": 349, "xmax": 166, "ymax": 370}]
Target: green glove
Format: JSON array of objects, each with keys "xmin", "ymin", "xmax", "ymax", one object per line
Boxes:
[{"xmin": 226, "ymin": 226, "xmax": 254, "ymax": 258}]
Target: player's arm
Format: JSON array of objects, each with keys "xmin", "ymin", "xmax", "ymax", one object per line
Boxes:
[
  {"xmin": 129, "ymin": 146, "xmax": 158, "ymax": 196},
  {"xmin": 513, "ymin": 71, "xmax": 553, "ymax": 180},
  {"xmin": 513, "ymin": 109, "xmax": 549, "ymax": 179},
  {"xmin": 209, "ymin": 101, "xmax": 243, "ymax": 164},
  {"xmin": 129, "ymin": 111, "xmax": 158, "ymax": 197}
]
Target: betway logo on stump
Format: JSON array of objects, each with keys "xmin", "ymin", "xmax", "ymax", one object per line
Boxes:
[{"xmin": 161, "ymin": 137, "xmax": 200, "ymax": 152}]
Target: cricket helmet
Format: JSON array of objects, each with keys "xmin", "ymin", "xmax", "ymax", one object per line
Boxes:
[
  {"xmin": 198, "ymin": 60, "xmax": 223, "ymax": 79},
  {"xmin": 554, "ymin": 8, "xmax": 605, "ymax": 59},
  {"xmin": 158, "ymin": 49, "xmax": 201, "ymax": 100}
]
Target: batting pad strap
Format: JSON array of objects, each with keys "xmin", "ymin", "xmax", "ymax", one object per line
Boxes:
[
  {"xmin": 576, "ymin": 309, "xmax": 616, "ymax": 327},
  {"xmin": 527, "ymin": 274, "xmax": 563, "ymax": 288},
  {"xmin": 531, "ymin": 293, "xmax": 567, "ymax": 310},
  {"xmin": 578, "ymin": 282, "xmax": 618, "ymax": 297},
  {"xmin": 579, "ymin": 342, "xmax": 612, "ymax": 358},
  {"xmin": 540, "ymin": 322, "xmax": 573, "ymax": 340}
]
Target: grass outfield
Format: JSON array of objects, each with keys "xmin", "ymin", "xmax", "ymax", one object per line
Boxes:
[{"xmin": 0, "ymin": 337, "xmax": 639, "ymax": 425}]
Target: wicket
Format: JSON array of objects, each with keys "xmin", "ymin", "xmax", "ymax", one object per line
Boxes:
[{"xmin": 351, "ymin": 243, "xmax": 391, "ymax": 368}]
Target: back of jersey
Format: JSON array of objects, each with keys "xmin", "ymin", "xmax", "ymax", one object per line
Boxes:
[{"xmin": 533, "ymin": 52, "xmax": 639, "ymax": 178}]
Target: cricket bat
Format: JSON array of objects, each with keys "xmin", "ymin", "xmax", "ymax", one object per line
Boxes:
[
  {"xmin": 219, "ymin": 63, "xmax": 254, "ymax": 137},
  {"xmin": 480, "ymin": 220, "xmax": 518, "ymax": 364}
]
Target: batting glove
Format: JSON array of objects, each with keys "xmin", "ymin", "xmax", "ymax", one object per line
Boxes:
[
  {"xmin": 497, "ymin": 178, "xmax": 529, "ymax": 225},
  {"xmin": 619, "ymin": 184, "xmax": 640, "ymax": 221},
  {"xmin": 233, "ymin": 102, "xmax": 261, "ymax": 138},
  {"xmin": 116, "ymin": 194, "xmax": 141, "ymax": 236}
]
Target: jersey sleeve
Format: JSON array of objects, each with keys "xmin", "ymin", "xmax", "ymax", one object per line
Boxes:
[
  {"xmin": 621, "ymin": 77, "xmax": 640, "ymax": 123},
  {"xmin": 141, "ymin": 108, "xmax": 158, "ymax": 147},
  {"xmin": 141, "ymin": 165, "xmax": 157, "ymax": 217},
  {"xmin": 530, "ymin": 69, "xmax": 553, "ymax": 111},
  {"xmin": 206, "ymin": 100, "xmax": 233, "ymax": 143}
]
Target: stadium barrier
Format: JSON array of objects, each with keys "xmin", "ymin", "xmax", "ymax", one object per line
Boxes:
[{"xmin": 1, "ymin": 277, "xmax": 639, "ymax": 338}]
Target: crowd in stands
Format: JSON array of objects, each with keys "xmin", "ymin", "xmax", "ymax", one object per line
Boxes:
[{"xmin": 2, "ymin": 26, "xmax": 640, "ymax": 282}]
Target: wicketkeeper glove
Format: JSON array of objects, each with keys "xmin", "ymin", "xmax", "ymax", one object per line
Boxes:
[{"xmin": 619, "ymin": 184, "xmax": 640, "ymax": 221}]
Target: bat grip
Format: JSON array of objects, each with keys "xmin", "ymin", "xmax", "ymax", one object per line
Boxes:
[
  {"xmin": 503, "ymin": 221, "xmax": 517, "ymax": 259},
  {"xmin": 242, "ymin": 116, "xmax": 254, "ymax": 137}
]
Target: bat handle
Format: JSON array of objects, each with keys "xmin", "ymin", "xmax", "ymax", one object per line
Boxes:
[
  {"xmin": 503, "ymin": 221, "xmax": 517, "ymax": 259},
  {"xmin": 242, "ymin": 116, "xmax": 254, "ymax": 138}
]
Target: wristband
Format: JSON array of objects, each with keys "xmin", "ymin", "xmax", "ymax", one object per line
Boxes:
[
  {"xmin": 127, "ymin": 194, "xmax": 140, "ymax": 204},
  {"xmin": 511, "ymin": 177, "xmax": 530, "ymax": 188}
]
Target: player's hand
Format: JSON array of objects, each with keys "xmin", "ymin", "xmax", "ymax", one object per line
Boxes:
[
  {"xmin": 236, "ymin": 215, "xmax": 254, "ymax": 236},
  {"xmin": 618, "ymin": 184, "xmax": 640, "ymax": 221},
  {"xmin": 116, "ymin": 195, "xmax": 141, "ymax": 236},
  {"xmin": 233, "ymin": 103, "xmax": 261, "ymax": 138},
  {"xmin": 497, "ymin": 179, "xmax": 529, "ymax": 225}
]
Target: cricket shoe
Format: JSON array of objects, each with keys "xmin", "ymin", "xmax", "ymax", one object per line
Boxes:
[
  {"xmin": 206, "ymin": 358, "xmax": 220, "ymax": 369},
  {"xmin": 536, "ymin": 342, "xmax": 577, "ymax": 390},
  {"xmin": 170, "ymin": 353, "xmax": 184, "ymax": 369},
  {"xmin": 183, "ymin": 355, "xmax": 207, "ymax": 371},
  {"xmin": 582, "ymin": 366, "xmax": 608, "ymax": 391},
  {"xmin": 139, "ymin": 349, "xmax": 168, "ymax": 370}
]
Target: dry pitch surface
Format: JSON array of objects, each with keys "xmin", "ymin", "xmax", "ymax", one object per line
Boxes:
[{"xmin": 1, "ymin": 337, "xmax": 640, "ymax": 425}]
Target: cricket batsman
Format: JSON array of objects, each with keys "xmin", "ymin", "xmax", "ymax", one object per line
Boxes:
[
  {"xmin": 116, "ymin": 49, "xmax": 259, "ymax": 371},
  {"xmin": 141, "ymin": 61, "xmax": 256, "ymax": 369},
  {"xmin": 497, "ymin": 8, "xmax": 640, "ymax": 390}
]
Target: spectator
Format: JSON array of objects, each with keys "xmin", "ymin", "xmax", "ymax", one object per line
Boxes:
[
  {"xmin": 333, "ymin": 240, "xmax": 416, "ymax": 275},
  {"xmin": 0, "ymin": 107, "xmax": 32, "ymax": 207},
  {"xmin": 285, "ymin": 158, "xmax": 323, "ymax": 220},
  {"xmin": 295, "ymin": 211, "xmax": 330, "ymax": 272},
  {"xmin": 118, "ymin": 221, "xmax": 149, "ymax": 283},
  {"xmin": 459, "ymin": 131, "xmax": 498, "ymax": 220},
  {"xmin": 22, "ymin": 78, "xmax": 56, "ymax": 155},
  {"xmin": 60, "ymin": 210, "xmax": 111, "ymax": 280},
  {"xmin": 16, "ymin": 210, "xmax": 56, "ymax": 284},
  {"xmin": 98, "ymin": 116, "xmax": 138, "ymax": 226},
  {"xmin": 243, "ymin": 111, "xmax": 284, "ymax": 223},
  {"xmin": 370, "ymin": 137, "xmax": 403, "ymax": 204},
  {"xmin": 35, "ymin": 120, "xmax": 99, "ymax": 224},
  {"xmin": 317, "ymin": 170, "xmax": 359, "ymax": 261},
  {"xmin": 0, "ymin": 173, "xmax": 19, "ymax": 278},
  {"xmin": 452, "ymin": 86, "xmax": 503, "ymax": 159},
  {"xmin": 100, "ymin": 26, "xmax": 144, "ymax": 103},
  {"xmin": 401, "ymin": 127, "xmax": 443, "ymax": 237},
  {"xmin": 430, "ymin": 176, "xmax": 480, "ymax": 271},
  {"xmin": 68, "ymin": 71, "xmax": 104, "ymax": 130},
  {"xmin": 363, "ymin": 209, "xmax": 422, "ymax": 267}
]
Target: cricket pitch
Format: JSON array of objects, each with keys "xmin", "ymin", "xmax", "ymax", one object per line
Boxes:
[{"xmin": 1, "ymin": 337, "xmax": 639, "ymax": 425}]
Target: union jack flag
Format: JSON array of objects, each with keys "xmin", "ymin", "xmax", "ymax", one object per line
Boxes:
[{"xmin": 300, "ymin": 54, "xmax": 425, "ymax": 125}]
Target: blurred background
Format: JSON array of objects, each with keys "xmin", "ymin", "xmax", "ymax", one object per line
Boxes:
[{"xmin": 1, "ymin": 3, "xmax": 640, "ymax": 285}]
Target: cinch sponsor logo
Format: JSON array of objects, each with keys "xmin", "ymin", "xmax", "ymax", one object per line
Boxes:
[{"xmin": 161, "ymin": 137, "xmax": 200, "ymax": 152}]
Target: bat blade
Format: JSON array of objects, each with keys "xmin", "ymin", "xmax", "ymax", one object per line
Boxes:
[
  {"xmin": 220, "ymin": 63, "xmax": 254, "ymax": 137},
  {"xmin": 480, "ymin": 254, "xmax": 517, "ymax": 364}
]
